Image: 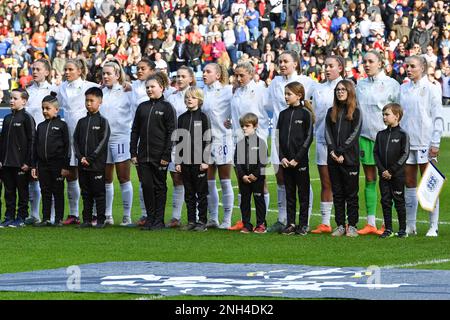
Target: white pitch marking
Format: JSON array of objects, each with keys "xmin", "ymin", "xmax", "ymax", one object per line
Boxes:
[{"xmin": 382, "ymin": 258, "xmax": 450, "ymax": 269}]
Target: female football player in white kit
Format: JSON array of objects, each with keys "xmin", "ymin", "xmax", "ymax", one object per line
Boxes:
[
  {"xmin": 265, "ymin": 51, "xmax": 315, "ymax": 233},
  {"xmin": 24, "ymin": 59, "xmax": 58, "ymax": 225},
  {"xmin": 356, "ymin": 51, "xmax": 400, "ymax": 236},
  {"xmin": 400, "ymin": 55, "xmax": 443, "ymax": 237},
  {"xmin": 309, "ymin": 55, "xmax": 344, "ymax": 234},
  {"xmin": 201, "ymin": 63, "xmax": 234, "ymax": 229},
  {"xmin": 166, "ymin": 66, "xmax": 197, "ymax": 228},
  {"xmin": 229, "ymin": 61, "xmax": 270, "ymax": 230},
  {"xmin": 100, "ymin": 61, "xmax": 134, "ymax": 226},
  {"xmin": 57, "ymin": 58, "xmax": 99, "ymax": 225}
]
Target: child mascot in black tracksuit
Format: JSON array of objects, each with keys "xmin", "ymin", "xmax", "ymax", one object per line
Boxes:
[
  {"xmin": 174, "ymin": 87, "xmax": 212, "ymax": 232},
  {"xmin": 234, "ymin": 112, "xmax": 268, "ymax": 233},
  {"xmin": 325, "ymin": 80, "xmax": 362, "ymax": 237},
  {"xmin": 32, "ymin": 93, "xmax": 71, "ymax": 226},
  {"xmin": 130, "ymin": 74, "xmax": 176, "ymax": 230},
  {"xmin": 374, "ymin": 103, "xmax": 410, "ymax": 238},
  {"xmin": 0, "ymin": 89, "xmax": 35, "ymax": 228},
  {"xmin": 73, "ymin": 87, "xmax": 110, "ymax": 228},
  {"xmin": 277, "ymin": 81, "xmax": 314, "ymax": 236}
]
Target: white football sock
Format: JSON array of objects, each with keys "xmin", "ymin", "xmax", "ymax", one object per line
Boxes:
[
  {"xmin": 277, "ymin": 185, "xmax": 287, "ymax": 224},
  {"xmin": 308, "ymin": 184, "xmax": 313, "ymax": 225},
  {"xmin": 120, "ymin": 181, "xmax": 133, "ymax": 218},
  {"xmin": 367, "ymin": 215, "xmax": 376, "ymax": 227},
  {"xmin": 430, "ymin": 199, "xmax": 439, "ymax": 230},
  {"xmin": 207, "ymin": 179, "xmax": 219, "ymax": 222},
  {"xmin": 220, "ymin": 179, "xmax": 234, "ymax": 223},
  {"xmin": 139, "ymin": 184, "xmax": 146, "ymax": 217},
  {"xmin": 320, "ymin": 202, "xmax": 333, "ymax": 226},
  {"xmin": 105, "ymin": 183, "xmax": 114, "ymax": 217},
  {"xmin": 29, "ymin": 181, "xmax": 41, "ymax": 219},
  {"xmin": 50, "ymin": 196, "xmax": 55, "ymax": 223},
  {"xmin": 67, "ymin": 180, "xmax": 80, "ymax": 218},
  {"xmin": 405, "ymin": 187, "xmax": 418, "ymax": 229},
  {"xmin": 172, "ymin": 185, "xmax": 184, "ymax": 220},
  {"xmin": 264, "ymin": 192, "xmax": 270, "ymax": 212}
]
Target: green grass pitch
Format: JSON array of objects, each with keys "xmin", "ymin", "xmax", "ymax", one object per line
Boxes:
[{"xmin": 0, "ymin": 139, "xmax": 449, "ymax": 300}]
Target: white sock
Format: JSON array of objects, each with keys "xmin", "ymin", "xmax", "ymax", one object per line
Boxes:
[
  {"xmin": 172, "ymin": 185, "xmax": 184, "ymax": 220},
  {"xmin": 93, "ymin": 200, "xmax": 97, "ymax": 217},
  {"xmin": 29, "ymin": 181, "xmax": 41, "ymax": 219},
  {"xmin": 320, "ymin": 201, "xmax": 333, "ymax": 226},
  {"xmin": 67, "ymin": 180, "xmax": 80, "ymax": 218},
  {"xmin": 367, "ymin": 215, "xmax": 376, "ymax": 227},
  {"xmin": 207, "ymin": 180, "xmax": 219, "ymax": 222},
  {"xmin": 50, "ymin": 196, "xmax": 55, "ymax": 223},
  {"xmin": 308, "ymin": 184, "xmax": 313, "ymax": 225},
  {"xmin": 139, "ymin": 184, "xmax": 146, "ymax": 217},
  {"xmin": 105, "ymin": 183, "xmax": 114, "ymax": 217},
  {"xmin": 264, "ymin": 192, "xmax": 270, "ymax": 213},
  {"xmin": 277, "ymin": 185, "xmax": 287, "ymax": 224},
  {"xmin": 237, "ymin": 193, "xmax": 241, "ymax": 207},
  {"xmin": 220, "ymin": 179, "xmax": 234, "ymax": 224},
  {"xmin": 120, "ymin": 181, "xmax": 133, "ymax": 218},
  {"xmin": 430, "ymin": 199, "xmax": 439, "ymax": 230},
  {"xmin": 405, "ymin": 187, "xmax": 418, "ymax": 229}
]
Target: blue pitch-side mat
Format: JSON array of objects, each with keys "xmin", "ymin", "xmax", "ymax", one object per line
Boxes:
[{"xmin": 0, "ymin": 261, "xmax": 449, "ymax": 300}]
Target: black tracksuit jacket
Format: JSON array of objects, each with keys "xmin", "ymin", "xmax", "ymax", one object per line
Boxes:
[
  {"xmin": 33, "ymin": 116, "xmax": 70, "ymax": 169},
  {"xmin": 325, "ymin": 107, "xmax": 362, "ymax": 166},
  {"xmin": 73, "ymin": 111, "xmax": 110, "ymax": 172},
  {"xmin": 174, "ymin": 108, "xmax": 212, "ymax": 165},
  {"xmin": 130, "ymin": 96, "xmax": 176, "ymax": 165},
  {"xmin": 276, "ymin": 105, "xmax": 314, "ymax": 166},
  {"xmin": 373, "ymin": 125, "xmax": 410, "ymax": 178},
  {"xmin": 0, "ymin": 108, "xmax": 35, "ymax": 168},
  {"xmin": 234, "ymin": 133, "xmax": 268, "ymax": 180}
]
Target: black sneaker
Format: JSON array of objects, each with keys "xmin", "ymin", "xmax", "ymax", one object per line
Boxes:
[
  {"xmin": 281, "ymin": 224, "xmax": 296, "ymax": 235},
  {"xmin": 181, "ymin": 222, "xmax": 197, "ymax": 231},
  {"xmin": 95, "ymin": 222, "xmax": 107, "ymax": 229},
  {"xmin": 296, "ymin": 225, "xmax": 309, "ymax": 236},
  {"xmin": 53, "ymin": 220, "xmax": 64, "ymax": 227},
  {"xmin": 141, "ymin": 220, "xmax": 155, "ymax": 230},
  {"xmin": 396, "ymin": 230, "xmax": 408, "ymax": 238},
  {"xmin": 193, "ymin": 222, "xmax": 207, "ymax": 232},
  {"xmin": 34, "ymin": 220, "xmax": 53, "ymax": 227},
  {"xmin": 380, "ymin": 229, "xmax": 394, "ymax": 238},
  {"xmin": 78, "ymin": 222, "xmax": 93, "ymax": 228},
  {"xmin": 149, "ymin": 222, "xmax": 165, "ymax": 231}
]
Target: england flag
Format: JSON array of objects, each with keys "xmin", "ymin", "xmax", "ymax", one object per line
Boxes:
[{"xmin": 417, "ymin": 161, "xmax": 446, "ymax": 212}]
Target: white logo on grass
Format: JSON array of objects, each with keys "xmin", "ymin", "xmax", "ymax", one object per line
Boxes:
[
  {"xmin": 66, "ymin": 266, "xmax": 81, "ymax": 290},
  {"xmin": 366, "ymin": 265, "xmax": 381, "ymax": 290}
]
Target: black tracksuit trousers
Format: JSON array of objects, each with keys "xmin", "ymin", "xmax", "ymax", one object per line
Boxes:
[
  {"xmin": 239, "ymin": 178, "xmax": 266, "ymax": 230},
  {"xmin": 329, "ymin": 165, "xmax": 359, "ymax": 227},
  {"xmin": 379, "ymin": 176, "xmax": 406, "ymax": 232},
  {"xmin": 38, "ymin": 163, "xmax": 65, "ymax": 222},
  {"xmin": 138, "ymin": 162, "xmax": 168, "ymax": 227},
  {"xmin": 79, "ymin": 170, "xmax": 106, "ymax": 224},
  {"xmin": 284, "ymin": 166, "xmax": 310, "ymax": 227},
  {"xmin": 181, "ymin": 164, "xmax": 208, "ymax": 224},
  {"xmin": 2, "ymin": 167, "xmax": 30, "ymax": 221}
]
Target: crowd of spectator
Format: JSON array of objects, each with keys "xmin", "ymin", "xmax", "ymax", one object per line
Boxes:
[{"xmin": 0, "ymin": 0, "xmax": 449, "ymax": 106}]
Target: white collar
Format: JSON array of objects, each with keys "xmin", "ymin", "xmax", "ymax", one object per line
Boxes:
[
  {"xmin": 68, "ymin": 78, "xmax": 83, "ymax": 88},
  {"xmin": 283, "ymin": 71, "xmax": 298, "ymax": 81},
  {"xmin": 35, "ymin": 81, "xmax": 51, "ymax": 89},
  {"xmin": 207, "ymin": 81, "xmax": 222, "ymax": 90},
  {"xmin": 327, "ymin": 76, "xmax": 342, "ymax": 87},
  {"xmin": 368, "ymin": 71, "xmax": 387, "ymax": 82}
]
